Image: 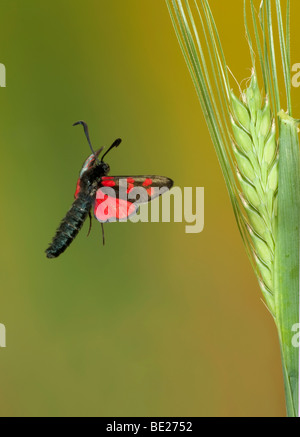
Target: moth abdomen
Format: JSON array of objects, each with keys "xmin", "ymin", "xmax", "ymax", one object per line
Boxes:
[{"xmin": 46, "ymin": 194, "xmax": 93, "ymax": 259}]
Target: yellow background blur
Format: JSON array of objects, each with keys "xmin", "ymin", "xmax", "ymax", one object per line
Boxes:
[{"xmin": 0, "ymin": 0, "xmax": 298, "ymax": 417}]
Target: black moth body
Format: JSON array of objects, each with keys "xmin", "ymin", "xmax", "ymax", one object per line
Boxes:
[{"xmin": 46, "ymin": 157, "xmax": 109, "ymax": 258}]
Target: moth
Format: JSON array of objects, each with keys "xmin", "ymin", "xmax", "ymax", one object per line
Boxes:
[{"xmin": 46, "ymin": 121, "xmax": 173, "ymax": 258}]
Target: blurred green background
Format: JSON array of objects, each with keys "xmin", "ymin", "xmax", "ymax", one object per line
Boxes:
[{"xmin": 0, "ymin": 0, "xmax": 298, "ymax": 417}]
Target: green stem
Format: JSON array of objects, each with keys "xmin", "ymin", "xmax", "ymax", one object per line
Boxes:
[{"xmin": 275, "ymin": 110, "xmax": 300, "ymax": 417}]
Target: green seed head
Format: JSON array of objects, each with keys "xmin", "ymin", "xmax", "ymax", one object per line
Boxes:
[
  {"xmin": 231, "ymin": 71, "xmax": 277, "ymax": 299},
  {"xmin": 248, "ymin": 226, "xmax": 272, "ymax": 265},
  {"xmin": 263, "ymin": 122, "xmax": 277, "ymax": 165},
  {"xmin": 236, "ymin": 169, "xmax": 260, "ymax": 209},
  {"xmin": 233, "ymin": 143, "xmax": 256, "ymax": 180},
  {"xmin": 245, "ymin": 72, "xmax": 262, "ymax": 120},
  {"xmin": 231, "ymin": 115, "xmax": 253, "ymax": 154},
  {"xmin": 230, "ymin": 90, "xmax": 251, "ymax": 132},
  {"xmin": 259, "ymin": 98, "xmax": 272, "ymax": 139},
  {"xmin": 255, "ymin": 254, "xmax": 273, "ymax": 291},
  {"xmin": 268, "ymin": 159, "xmax": 278, "ymax": 191}
]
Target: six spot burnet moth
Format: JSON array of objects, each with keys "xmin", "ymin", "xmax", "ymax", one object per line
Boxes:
[{"xmin": 45, "ymin": 121, "xmax": 174, "ymax": 258}]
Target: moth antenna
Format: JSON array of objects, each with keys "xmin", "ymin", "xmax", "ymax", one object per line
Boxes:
[
  {"xmin": 101, "ymin": 138, "xmax": 122, "ymax": 162},
  {"xmin": 73, "ymin": 120, "xmax": 99, "ymax": 158}
]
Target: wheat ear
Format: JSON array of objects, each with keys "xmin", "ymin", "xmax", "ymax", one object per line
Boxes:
[
  {"xmin": 166, "ymin": 0, "xmax": 299, "ymax": 416},
  {"xmin": 230, "ymin": 72, "xmax": 277, "ymax": 314}
]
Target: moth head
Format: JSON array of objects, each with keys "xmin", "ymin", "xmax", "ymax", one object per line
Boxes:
[{"xmin": 73, "ymin": 120, "xmax": 121, "ymax": 177}]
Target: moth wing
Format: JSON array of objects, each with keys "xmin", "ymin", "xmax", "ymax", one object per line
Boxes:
[
  {"xmin": 94, "ymin": 190, "xmax": 139, "ymax": 223},
  {"xmin": 93, "ymin": 175, "xmax": 173, "ymax": 223}
]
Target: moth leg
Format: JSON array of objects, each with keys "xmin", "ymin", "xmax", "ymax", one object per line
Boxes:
[
  {"xmin": 87, "ymin": 210, "xmax": 93, "ymax": 237},
  {"xmin": 101, "ymin": 223, "xmax": 105, "ymax": 246}
]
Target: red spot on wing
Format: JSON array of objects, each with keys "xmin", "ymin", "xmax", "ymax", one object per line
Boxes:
[
  {"xmin": 101, "ymin": 180, "xmax": 116, "ymax": 187},
  {"xmin": 147, "ymin": 187, "xmax": 154, "ymax": 196},
  {"xmin": 102, "ymin": 176, "xmax": 114, "ymax": 180},
  {"xmin": 142, "ymin": 178, "xmax": 153, "ymax": 187},
  {"xmin": 94, "ymin": 189, "xmax": 137, "ymax": 222},
  {"xmin": 127, "ymin": 182, "xmax": 134, "ymax": 193},
  {"xmin": 127, "ymin": 177, "xmax": 135, "ymax": 184},
  {"xmin": 74, "ymin": 178, "xmax": 81, "ymax": 198}
]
